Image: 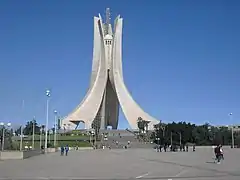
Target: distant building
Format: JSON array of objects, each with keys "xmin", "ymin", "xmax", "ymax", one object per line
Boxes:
[{"xmin": 215, "ymin": 125, "xmax": 240, "ymax": 132}]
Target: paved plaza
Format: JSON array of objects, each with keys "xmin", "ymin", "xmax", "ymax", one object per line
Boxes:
[{"xmin": 0, "ymin": 147, "xmax": 240, "ymax": 180}]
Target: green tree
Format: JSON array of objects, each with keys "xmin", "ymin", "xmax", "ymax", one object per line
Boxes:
[
  {"xmin": 152, "ymin": 121, "xmax": 232, "ymax": 146},
  {"xmin": 23, "ymin": 119, "xmax": 41, "ymax": 135},
  {"xmin": 137, "ymin": 117, "xmax": 150, "ymax": 133},
  {"xmin": 235, "ymin": 134, "xmax": 240, "ymax": 147}
]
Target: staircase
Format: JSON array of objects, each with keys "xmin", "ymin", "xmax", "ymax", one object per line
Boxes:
[{"xmin": 100, "ymin": 129, "xmax": 154, "ymax": 149}]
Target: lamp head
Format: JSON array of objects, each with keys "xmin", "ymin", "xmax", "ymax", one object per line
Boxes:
[
  {"xmin": 46, "ymin": 89, "xmax": 51, "ymax": 97},
  {"xmin": 7, "ymin": 123, "xmax": 11, "ymax": 127},
  {"xmin": 0, "ymin": 122, "xmax": 4, "ymax": 126},
  {"xmin": 54, "ymin": 110, "xmax": 57, "ymax": 114}
]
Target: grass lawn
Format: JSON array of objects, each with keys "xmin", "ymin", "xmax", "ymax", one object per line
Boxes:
[
  {"xmin": 11, "ymin": 140, "xmax": 91, "ymax": 150},
  {"xmin": 12, "ymin": 134, "xmax": 90, "ymax": 141}
]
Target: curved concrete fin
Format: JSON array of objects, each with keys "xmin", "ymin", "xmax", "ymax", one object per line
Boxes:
[
  {"xmin": 62, "ymin": 17, "xmax": 107, "ymax": 129},
  {"xmin": 113, "ymin": 18, "xmax": 159, "ymax": 130},
  {"xmin": 62, "ymin": 11, "xmax": 160, "ymax": 130},
  {"xmin": 90, "ymin": 17, "xmax": 101, "ymax": 88}
]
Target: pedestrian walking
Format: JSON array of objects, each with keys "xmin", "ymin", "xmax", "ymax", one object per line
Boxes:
[
  {"xmin": 65, "ymin": 145, "xmax": 69, "ymax": 156},
  {"xmin": 214, "ymin": 144, "xmax": 224, "ymax": 164},
  {"xmin": 60, "ymin": 146, "xmax": 64, "ymax": 156}
]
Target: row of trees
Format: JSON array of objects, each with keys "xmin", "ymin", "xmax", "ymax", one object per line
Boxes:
[
  {"xmin": 8, "ymin": 117, "xmax": 240, "ymax": 146},
  {"xmin": 15, "ymin": 118, "xmax": 61, "ymax": 135},
  {"xmin": 137, "ymin": 118, "xmax": 240, "ymax": 146}
]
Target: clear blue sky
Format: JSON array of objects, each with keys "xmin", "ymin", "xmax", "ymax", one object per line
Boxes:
[{"xmin": 0, "ymin": 0, "xmax": 239, "ymax": 129}]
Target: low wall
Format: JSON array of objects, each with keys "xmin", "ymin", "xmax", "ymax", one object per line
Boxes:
[
  {"xmin": 57, "ymin": 147, "xmax": 93, "ymax": 151},
  {"xmin": 0, "ymin": 151, "xmax": 23, "ymax": 160},
  {"xmin": 0, "ymin": 150, "xmax": 41, "ymax": 160},
  {"xmin": 46, "ymin": 148, "xmax": 58, "ymax": 153},
  {"xmin": 196, "ymin": 146, "xmax": 231, "ymax": 149},
  {"xmin": 77, "ymin": 147, "xmax": 93, "ymax": 150},
  {"xmin": 23, "ymin": 150, "xmax": 41, "ymax": 159}
]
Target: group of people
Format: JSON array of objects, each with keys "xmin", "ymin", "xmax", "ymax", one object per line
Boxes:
[
  {"xmin": 156, "ymin": 144, "xmax": 196, "ymax": 152},
  {"xmin": 214, "ymin": 144, "xmax": 224, "ymax": 164},
  {"xmin": 60, "ymin": 145, "xmax": 69, "ymax": 156}
]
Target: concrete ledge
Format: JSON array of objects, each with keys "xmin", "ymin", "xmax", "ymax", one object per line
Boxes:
[
  {"xmin": 196, "ymin": 145, "xmax": 231, "ymax": 149},
  {"xmin": 0, "ymin": 150, "xmax": 42, "ymax": 160},
  {"xmin": 23, "ymin": 150, "xmax": 42, "ymax": 159},
  {"xmin": 57, "ymin": 147, "xmax": 93, "ymax": 151},
  {"xmin": 76, "ymin": 147, "xmax": 93, "ymax": 150},
  {"xmin": 0, "ymin": 151, "xmax": 23, "ymax": 160},
  {"xmin": 46, "ymin": 148, "xmax": 58, "ymax": 153}
]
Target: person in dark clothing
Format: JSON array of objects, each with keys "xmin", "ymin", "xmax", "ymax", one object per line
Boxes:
[
  {"xmin": 60, "ymin": 146, "xmax": 64, "ymax": 156},
  {"xmin": 160, "ymin": 145, "xmax": 162, "ymax": 152},
  {"xmin": 214, "ymin": 145, "xmax": 223, "ymax": 164},
  {"xmin": 164, "ymin": 144, "xmax": 167, "ymax": 152},
  {"xmin": 193, "ymin": 145, "xmax": 196, "ymax": 152},
  {"xmin": 41, "ymin": 145, "xmax": 45, "ymax": 154},
  {"xmin": 65, "ymin": 145, "xmax": 69, "ymax": 156}
]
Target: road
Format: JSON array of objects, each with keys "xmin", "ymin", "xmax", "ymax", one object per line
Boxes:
[{"xmin": 0, "ymin": 147, "xmax": 240, "ymax": 180}]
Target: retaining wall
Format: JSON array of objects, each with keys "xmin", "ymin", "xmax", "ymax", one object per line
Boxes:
[{"xmin": 0, "ymin": 150, "xmax": 41, "ymax": 160}]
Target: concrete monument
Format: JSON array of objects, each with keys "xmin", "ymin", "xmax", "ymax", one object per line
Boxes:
[{"xmin": 61, "ymin": 8, "xmax": 159, "ymax": 130}]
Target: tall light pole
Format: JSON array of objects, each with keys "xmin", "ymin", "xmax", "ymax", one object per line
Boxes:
[
  {"xmin": 20, "ymin": 125, "xmax": 23, "ymax": 151},
  {"xmin": 229, "ymin": 113, "xmax": 234, "ymax": 148},
  {"xmin": 40, "ymin": 126, "xmax": 43, "ymax": 149},
  {"xmin": 32, "ymin": 117, "xmax": 35, "ymax": 149},
  {"xmin": 48, "ymin": 129, "xmax": 51, "ymax": 144},
  {"xmin": 54, "ymin": 110, "xmax": 57, "ymax": 147},
  {"xmin": 162, "ymin": 125, "xmax": 166, "ymax": 137},
  {"xmin": 156, "ymin": 137, "xmax": 160, "ymax": 145},
  {"xmin": 161, "ymin": 124, "xmax": 166, "ymax": 144},
  {"xmin": 20, "ymin": 100, "xmax": 25, "ymax": 151},
  {"xmin": 170, "ymin": 132, "xmax": 173, "ymax": 146},
  {"xmin": 45, "ymin": 89, "xmax": 51, "ymax": 150},
  {"xmin": 104, "ymin": 134, "xmax": 108, "ymax": 148},
  {"xmin": 0, "ymin": 122, "xmax": 11, "ymax": 151},
  {"xmin": 178, "ymin": 132, "xmax": 182, "ymax": 146}
]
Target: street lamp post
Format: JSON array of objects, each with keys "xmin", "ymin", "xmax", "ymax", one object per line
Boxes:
[
  {"xmin": 156, "ymin": 137, "xmax": 160, "ymax": 152},
  {"xmin": 20, "ymin": 100, "xmax": 24, "ymax": 151},
  {"xmin": 179, "ymin": 132, "xmax": 182, "ymax": 146},
  {"xmin": 48, "ymin": 130, "xmax": 51, "ymax": 144},
  {"xmin": 54, "ymin": 110, "xmax": 57, "ymax": 147},
  {"xmin": 170, "ymin": 132, "xmax": 173, "ymax": 146},
  {"xmin": 0, "ymin": 122, "xmax": 11, "ymax": 151},
  {"xmin": 32, "ymin": 117, "xmax": 35, "ymax": 149},
  {"xmin": 161, "ymin": 125, "xmax": 166, "ymax": 137},
  {"xmin": 40, "ymin": 126, "xmax": 43, "ymax": 149},
  {"xmin": 229, "ymin": 113, "xmax": 234, "ymax": 148},
  {"xmin": 20, "ymin": 125, "xmax": 23, "ymax": 151},
  {"xmin": 161, "ymin": 124, "xmax": 166, "ymax": 144},
  {"xmin": 89, "ymin": 131, "xmax": 92, "ymax": 145},
  {"xmin": 91, "ymin": 130, "xmax": 95, "ymax": 147},
  {"xmin": 45, "ymin": 89, "xmax": 51, "ymax": 150},
  {"xmin": 156, "ymin": 137, "xmax": 160, "ymax": 145},
  {"xmin": 103, "ymin": 134, "xmax": 108, "ymax": 149},
  {"xmin": 101, "ymin": 133, "xmax": 104, "ymax": 147}
]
